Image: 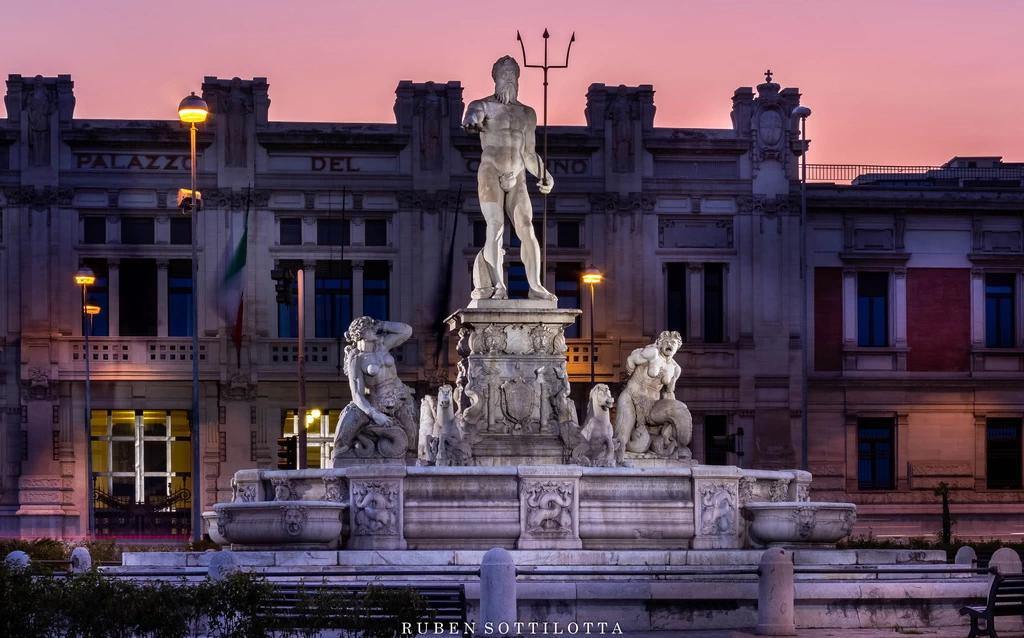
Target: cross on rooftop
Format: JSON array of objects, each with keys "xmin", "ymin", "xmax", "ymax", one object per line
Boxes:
[{"xmin": 764, "ymin": 69, "xmax": 773, "ymax": 83}]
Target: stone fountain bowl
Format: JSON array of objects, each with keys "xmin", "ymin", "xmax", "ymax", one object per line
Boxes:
[
  {"xmin": 210, "ymin": 501, "xmax": 346, "ymax": 550},
  {"xmin": 741, "ymin": 502, "xmax": 857, "ymax": 548}
]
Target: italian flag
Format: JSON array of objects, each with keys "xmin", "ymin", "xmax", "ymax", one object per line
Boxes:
[{"xmin": 217, "ymin": 207, "xmax": 249, "ymax": 355}]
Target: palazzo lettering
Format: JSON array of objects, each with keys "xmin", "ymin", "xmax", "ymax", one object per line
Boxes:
[
  {"xmin": 311, "ymin": 156, "xmax": 361, "ymax": 172},
  {"xmin": 74, "ymin": 154, "xmax": 191, "ymax": 170}
]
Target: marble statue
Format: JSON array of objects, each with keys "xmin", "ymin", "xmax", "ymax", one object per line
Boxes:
[
  {"xmin": 463, "ymin": 56, "xmax": 555, "ymax": 301},
  {"xmin": 614, "ymin": 331, "xmax": 693, "ymax": 462},
  {"xmin": 332, "ymin": 317, "xmax": 418, "ymax": 463},
  {"xmin": 564, "ymin": 383, "xmax": 618, "ymax": 467},
  {"xmin": 433, "ymin": 385, "xmax": 472, "ymax": 466},
  {"xmin": 26, "ymin": 75, "xmax": 53, "ymax": 167}
]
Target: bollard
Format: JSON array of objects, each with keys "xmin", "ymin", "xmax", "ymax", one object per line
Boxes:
[
  {"xmin": 5, "ymin": 550, "xmax": 30, "ymax": 570},
  {"xmin": 70, "ymin": 547, "xmax": 92, "ymax": 573},
  {"xmin": 479, "ymin": 548, "xmax": 516, "ymax": 635},
  {"xmin": 756, "ymin": 547, "xmax": 796, "ymax": 636},
  {"xmin": 988, "ymin": 548, "xmax": 1023, "ymax": 635},
  {"xmin": 954, "ymin": 546, "xmax": 977, "ymax": 567},
  {"xmin": 207, "ymin": 550, "xmax": 236, "ymax": 581}
]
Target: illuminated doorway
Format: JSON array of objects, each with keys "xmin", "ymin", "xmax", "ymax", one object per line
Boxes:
[{"xmin": 90, "ymin": 409, "xmax": 192, "ymax": 538}]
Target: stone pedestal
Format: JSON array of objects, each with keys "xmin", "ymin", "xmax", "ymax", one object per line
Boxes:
[
  {"xmin": 446, "ymin": 301, "xmax": 582, "ymax": 466},
  {"xmin": 517, "ymin": 466, "xmax": 582, "ymax": 550},
  {"xmin": 347, "ymin": 465, "xmax": 407, "ymax": 550}
]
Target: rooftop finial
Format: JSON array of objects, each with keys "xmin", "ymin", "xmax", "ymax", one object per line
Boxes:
[{"xmin": 764, "ymin": 69, "xmax": 773, "ymax": 83}]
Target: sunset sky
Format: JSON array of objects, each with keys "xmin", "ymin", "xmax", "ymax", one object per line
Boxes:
[{"xmin": 2, "ymin": 0, "xmax": 1021, "ymax": 166}]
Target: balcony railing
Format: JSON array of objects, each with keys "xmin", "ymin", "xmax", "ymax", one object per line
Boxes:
[
  {"xmin": 806, "ymin": 164, "xmax": 1024, "ymax": 186},
  {"xmin": 58, "ymin": 337, "xmax": 217, "ymax": 378},
  {"xmin": 564, "ymin": 338, "xmax": 615, "ymax": 380}
]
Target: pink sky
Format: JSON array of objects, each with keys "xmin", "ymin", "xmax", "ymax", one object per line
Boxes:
[{"xmin": 2, "ymin": 0, "xmax": 1021, "ymax": 166}]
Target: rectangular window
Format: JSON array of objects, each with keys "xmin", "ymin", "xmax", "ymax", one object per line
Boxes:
[
  {"xmin": 282, "ymin": 410, "xmax": 340, "ymax": 469},
  {"xmin": 280, "ymin": 218, "xmax": 302, "ymax": 246},
  {"xmin": 857, "ymin": 272, "xmax": 889, "ymax": 347},
  {"xmin": 84, "ymin": 217, "xmax": 106, "ymax": 244},
  {"xmin": 556, "ymin": 262, "xmax": 581, "ymax": 339},
  {"xmin": 121, "ymin": 217, "xmax": 155, "ymax": 245},
  {"xmin": 167, "ymin": 260, "xmax": 193, "ymax": 337},
  {"xmin": 704, "ymin": 263, "xmax": 724, "ymax": 344},
  {"xmin": 317, "ymin": 219, "xmax": 349, "ymax": 246},
  {"xmin": 507, "ymin": 261, "xmax": 529, "ymax": 299},
  {"xmin": 987, "ymin": 418, "xmax": 1022, "ymax": 490},
  {"xmin": 119, "ymin": 259, "xmax": 157, "ymax": 336},
  {"xmin": 315, "ymin": 261, "xmax": 352, "ymax": 338},
  {"xmin": 666, "ymin": 263, "xmax": 687, "ymax": 337},
  {"xmin": 170, "ymin": 217, "xmax": 191, "ymax": 245},
  {"xmin": 985, "ymin": 273, "xmax": 1016, "ymax": 348},
  {"xmin": 365, "ymin": 219, "xmax": 388, "ymax": 246},
  {"xmin": 277, "ymin": 260, "xmax": 301, "ymax": 338},
  {"xmin": 363, "ymin": 260, "xmax": 390, "ymax": 321},
  {"xmin": 857, "ymin": 418, "xmax": 895, "ymax": 490},
  {"xmin": 704, "ymin": 415, "xmax": 728, "ymax": 466},
  {"xmin": 82, "ymin": 259, "xmax": 109, "ymax": 337},
  {"xmin": 557, "ymin": 221, "xmax": 580, "ymax": 248},
  {"xmin": 472, "ymin": 221, "xmax": 487, "ymax": 248}
]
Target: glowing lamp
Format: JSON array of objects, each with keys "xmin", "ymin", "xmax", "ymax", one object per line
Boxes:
[
  {"xmin": 310, "ymin": 409, "xmax": 321, "ymax": 419},
  {"xmin": 582, "ymin": 266, "xmax": 603, "ymax": 285},
  {"xmin": 177, "ymin": 92, "xmax": 209, "ymax": 123},
  {"xmin": 74, "ymin": 266, "xmax": 96, "ymax": 286},
  {"xmin": 84, "ymin": 304, "xmax": 101, "ymax": 316}
]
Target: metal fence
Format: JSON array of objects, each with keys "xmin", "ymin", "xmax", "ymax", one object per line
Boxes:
[{"xmin": 806, "ymin": 164, "xmax": 1024, "ymax": 186}]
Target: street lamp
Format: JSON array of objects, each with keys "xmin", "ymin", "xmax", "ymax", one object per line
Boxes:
[
  {"xmin": 74, "ymin": 266, "xmax": 97, "ymax": 537},
  {"xmin": 792, "ymin": 104, "xmax": 812, "ymax": 472},
  {"xmin": 178, "ymin": 91, "xmax": 208, "ymax": 542},
  {"xmin": 582, "ymin": 266, "xmax": 603, "ymax": 385}
]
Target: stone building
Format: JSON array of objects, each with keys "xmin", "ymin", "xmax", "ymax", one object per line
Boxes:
[{"xmin": 0, "ymin": 71, "xmax": 1019, "ymax": 540}]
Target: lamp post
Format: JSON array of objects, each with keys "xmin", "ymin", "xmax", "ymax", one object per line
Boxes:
[
  {"xmin": 178, "ymin": 92, "xmax": 209, "ymax": 542},
  {"xmin": 582, "ymin": 266, "xmax": 603, "ymax": 385},
  {"xmin": 792, "ymin": 104, "xmax": 812, "ymax": 472},
  {"xmin": 74, "ymin": 266, "xmax": 97, "ymax": 536},
  {"xmin": 304, "ymin": 408, "xmax": 321, "ymax": 469}
]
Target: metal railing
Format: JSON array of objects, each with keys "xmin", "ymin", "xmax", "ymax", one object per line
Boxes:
[{"xmin": 806, "ymin": 164, "xmax": 1024, "ymax": 186}]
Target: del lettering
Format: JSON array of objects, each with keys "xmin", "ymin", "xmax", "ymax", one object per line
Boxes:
[{"xmin": 311, "ymin": 156, "xmax": 360, "ymax": 172}]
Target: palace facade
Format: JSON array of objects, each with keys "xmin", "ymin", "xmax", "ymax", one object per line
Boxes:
[{"xmin": 0, "ymin": 72, "xmax": 1020, "ymax": 540}]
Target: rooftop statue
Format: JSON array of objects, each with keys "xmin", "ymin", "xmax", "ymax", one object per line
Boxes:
[{"xmin": 463, "ymin": 56, "xmax": 555, "ymax": 301}]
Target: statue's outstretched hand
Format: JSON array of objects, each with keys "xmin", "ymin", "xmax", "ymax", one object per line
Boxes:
[
  {"xmin": 538, "ymin": 173, "xmax": 554, "ymax": 194},
  {"xmin": 463, "ymin": 112, "xmax": 484, "ymax": 133}
]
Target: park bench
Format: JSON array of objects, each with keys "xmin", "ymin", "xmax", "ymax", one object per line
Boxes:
[
  {"xmin": 260, "ymin": 583, "xmax": 468, "ymax": 635},
  {"xmin": 959, "ymin": 572, "xmax": 1024, "ymax": 638}
]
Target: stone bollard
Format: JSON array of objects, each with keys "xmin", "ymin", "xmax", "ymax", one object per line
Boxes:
[
  {"xmin": 5, "ymin": 550, "xmax": 30, "ymax": 570},
  {"xmin": 70, "ymin": 547, "xmax": 92, "ymax": 573},
  {"xmin": 207, "ymin": 550, "xmax": 236, "ymax": 581},
  {"xmin": 756, "ymin": 547, "xmax": 796, "ymax": 636},
  {"xmin": 479, "ymin": 548, "xmax": 516, "ymax": 636},
  {"xmin": 954, "ymin": 546, "xmax": 977, "ymax": 567}
]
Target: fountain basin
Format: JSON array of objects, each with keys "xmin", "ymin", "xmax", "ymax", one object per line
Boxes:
[
  {"xmin": 742, "ymin": 502, "xmax": 856, "ymax": 548},
  {"xmin": 211, "ymin": 501, "xmax": 346, "ymax": 550}
]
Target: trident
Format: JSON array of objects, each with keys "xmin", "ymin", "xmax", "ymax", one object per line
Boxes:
[{"xmin": 517, "ymin": 28, "xmax": 576, "ymax": 279}]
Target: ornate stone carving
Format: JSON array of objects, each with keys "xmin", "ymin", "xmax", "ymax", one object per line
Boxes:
[
  {"xmin": 3, "ymin": 186, "xmax": 71, "ymax": 211},
  {"xmin": 351, "ymin": 480, "xmax": 400, "ymax": 536},
  {"xmin": 790, "ymin": 505, "xmax": 817, "ymax": 540},
  {"xmin": 564, "ymin": 384, "xmax": 618, "ymax": 467},
  {"xmin": 699, "ymin": 482, "xmax": 738, "ymax": 536},
  {"xmin": 839, "ymin": 509, "xmax": 857, "ymax": 537},
  {"xmin": 217, "ymin": 508, "xmax": 233, "ymax": 538},
  {"xmin": 237, "ymin": 483, "xmax": 257, "ymax": 503},
  {"xmin": 21, "ymin": 367, "xmax": 58, "ymax": 402},
  {"xmin": 221, "ymin": 77, "xmax": 252, "ymax": 168},
  {"xmin": 522, "ymin": 480, "xmax": 574, "ymax": 535},
  {"xmin": 220, "ymin": 371, "xmax": 257, "ymax": 401},
  {"xmin": 797, "ymin": 484, "xmax": 811, "ymax": 503},
  {"xmin": 769, "ymin": 479, "xmax": 791, "ymax": 503},
  {"xmin": 271, "ymin": 478, "xmax": 296, "ymax": 502},
  {"xmin": 750, "ymin": 71, "xmax": 792, "ymax": 178},
  {"xmin": 528, "ymin": 325, "xmax": 556, "ymax": 355},
  {"xmin": 25, "ymin": 75, "xmax": 55, "ymax": 167},
  {"xmin": 332, "ymin": 318, "xmax": 417, "ymax": 464},
  {"xmin": 434, "ymin": 385, "xmax": 472, "ymax": 466},
  {"xmin": 253, "ymin": 190, "xmax": 270, "ymax": 207},
  {"xmin": 614, "ymin": 331, "xmax": 692, "ymax": 462},
  {"xmin": 107, "ymin": 190, "xmax": 119, "ymax": 208},
  {"xmin": 478, "ymin": 324, "xmax": 507, "ymax": 355},
  {"xmin": 500, "ymin": 377, "xmax": 536, "ymax": 432},
  {"xmin": 280, "ymin": 505, "xmax": 308, "ymax": 537},
  {"xmin": 322, "ymin": 477, "xmax": 346, "ymax": 503},
  {"xmin": 416, "ymin": 81, "xmax": 448, "ymax": 171},
  {"xmin": 738, "ymin": 476, "xmax": 757, "ymax": 504}
]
